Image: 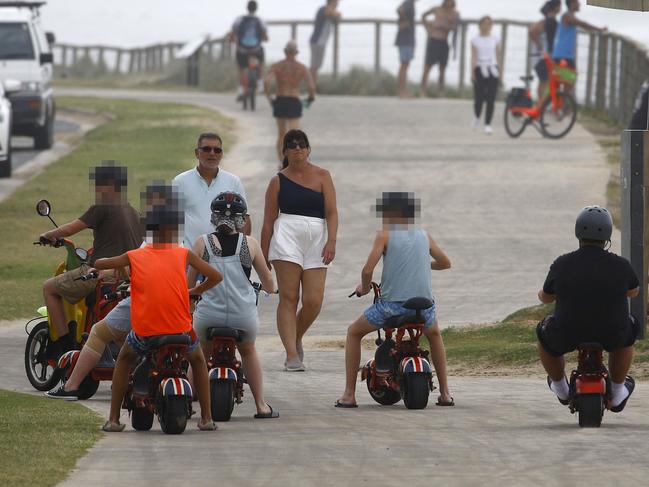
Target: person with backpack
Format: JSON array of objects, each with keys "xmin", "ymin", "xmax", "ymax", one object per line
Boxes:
[{"xmin": 230, "ymin": 1, "xmax": 269, "ymax": 101}]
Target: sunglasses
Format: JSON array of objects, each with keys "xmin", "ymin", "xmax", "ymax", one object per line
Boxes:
[
  {"xmin": 198, "ymin": 146, "xmax": 223, "ymax": 154},
  {"xmin": 286, "ymin": 141, "xmax": 308, "ymax": 150}
]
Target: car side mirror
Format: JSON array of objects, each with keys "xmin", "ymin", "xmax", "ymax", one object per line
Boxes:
[
  {"xmin": 36, "ymin": 199, "xmax": 52, "ymax": 217},
  {"xmin": 39, "ymin": 53, "xmax": 53, "ymax": 65},
  {"xmin": 3, "ymin": 79, "xmax": 22, "ymax": 95},
  {"xmin": 46, "ymin": 32, "xmax": 56, "ymax": 45}
]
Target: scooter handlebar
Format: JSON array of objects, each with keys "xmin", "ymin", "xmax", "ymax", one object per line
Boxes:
[{"xmin": 74, "ymin": 270, "xmax": 99, "ymax": 281}]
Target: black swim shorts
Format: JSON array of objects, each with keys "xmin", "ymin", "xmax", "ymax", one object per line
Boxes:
[
  {"xmin": 536, "ymin": 314, "xmax": 639, "ymax": 357},
  {"xmin": 425, "ymin": 38, "xmax": 450, "ymax": 67},
  {"xmin": 273, "ymin": 96, "xmax": 303, "ymax": 119}
]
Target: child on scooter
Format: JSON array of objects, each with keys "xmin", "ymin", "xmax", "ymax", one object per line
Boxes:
[
  {"xmin": 336, "ymin": 192, "xmax": 454, "ymax": 408},
  {"xmin": 93, "ymin": 196, "xmax": 223, "ymax": 432}
]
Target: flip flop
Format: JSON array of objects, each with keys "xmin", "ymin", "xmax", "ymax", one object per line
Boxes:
[
  {"xmin": 254, "ymin": 403, "xmax": 279, "ymax": 419},
  {"xmin": 198, "ymin": 419, "xmax": 218, "ymax": 430},
  {"xmin": 547, "ymin": 376, "xmax": 570, "ymax": 406},
  {"xmin": 101, "ymin": 420, "xmax": 125, "ymax": 432},
  {"xmin": 610, "ymin": 376, "xmax": 635, "ymax": 413},
  {"xmin": 435, "ymin": 396, "xmax": 455, "ymax": 407},
  {"xmin": 334, "ymin": 400, "xmax": 358, "ymax": 409}
]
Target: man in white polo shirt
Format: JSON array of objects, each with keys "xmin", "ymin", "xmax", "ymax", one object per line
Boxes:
[{"xmin": 173, "ymin": 132, "xmax": 251, "ymax": 248}]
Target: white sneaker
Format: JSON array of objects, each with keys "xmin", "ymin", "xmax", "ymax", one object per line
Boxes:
[
  {"xmin": 471, "ymin": 118, "xmax": 480, "ymax": 130},
  {"xmin": 484, "ymin": 125, "xmax": 493, "ymax": 135}
]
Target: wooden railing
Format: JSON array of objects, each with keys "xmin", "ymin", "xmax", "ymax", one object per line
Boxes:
[{"xmin": 53, "ymin": 17, "xmax": 649, "ymax": 125}]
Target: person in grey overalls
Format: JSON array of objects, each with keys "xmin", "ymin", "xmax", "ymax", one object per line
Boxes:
[{"xmin": 188, "ymin": 192, "xmax": 279, "ymax": 418}]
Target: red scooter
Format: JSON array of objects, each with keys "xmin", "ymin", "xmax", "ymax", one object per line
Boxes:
[
  {"xmin": 206, "ymin": 326, "xmax": 244, "ymax": 421},
  {"xmin": 353, "ymin": 283, "xmax": 435, "ymax": 409},
  {"xmin": 568, "ymin": 342, "xmax": 611, "ymax": 428}
]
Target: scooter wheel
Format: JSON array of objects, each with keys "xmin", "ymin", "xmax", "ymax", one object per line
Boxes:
[
  {"xmin": 76, "ymin": 376, "xmax": 100, "ymax": 400},
  {"xmin": 24, "ymin": 321, "xmax": 62, "ymax": 391},
  {"xmin": 577, "ymin": 393, "xmax": 604, "ymax": 428},
  {"xmin": 159, "ymin": 395, "xmax": 189, "ymax": 434},
  {"xmin": 132, "ymin": 406, "xmax": 154, "ymax": 431},
  {"xmin": 366, "ymin": 368, "xmax": 401, "ymax": 406},
  {"xmin": 402, "ymin": 373, "xmax": 430, "ymax": 410},
  {"xmin": 211, "ymin": 380, "xmax": 235, "ymax": 421}
]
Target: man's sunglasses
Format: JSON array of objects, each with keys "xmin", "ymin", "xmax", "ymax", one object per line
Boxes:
[
  {"xmin": 198, "ymin": 146, "xmax": 223, "ymax": 154},
  {"xmin": 286, "ymin": 141, "xmax": 308, "ymax": 150}
]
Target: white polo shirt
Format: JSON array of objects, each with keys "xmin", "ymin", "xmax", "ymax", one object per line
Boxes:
[{"xmin": 172, "ymin": 167, "xmax": 247, "ymax": 248}]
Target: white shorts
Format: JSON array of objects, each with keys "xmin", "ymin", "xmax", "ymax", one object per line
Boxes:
[{"xmin": 268, "ymin": 214, "xmax": 328, "ymax": 270}]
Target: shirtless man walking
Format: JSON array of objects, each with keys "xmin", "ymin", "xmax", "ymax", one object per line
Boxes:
[
  {"xmin": 420, "ymin": 0, "xmax": 460, "ymax": 97},
  {"xmin": 265, "ymin": 40, "xmax": 316, "ymax": 165}
]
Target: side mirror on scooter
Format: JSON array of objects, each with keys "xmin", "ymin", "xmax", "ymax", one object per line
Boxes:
[
  {"xmin": 36, "ymin": 199, "xmax": 51, "ymax": 217},
  {"xmin": 75, "ymin": 248, "xmax": 89, "ymax": 262}
]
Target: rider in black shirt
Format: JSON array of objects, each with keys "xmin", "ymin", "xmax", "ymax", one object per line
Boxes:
[{"xmin": 536, "ymin": 206, "xmax": 639, "ymax": 413}]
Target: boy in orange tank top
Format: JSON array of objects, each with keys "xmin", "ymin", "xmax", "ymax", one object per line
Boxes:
[{"xmin": 94, "ymin": 202, "xmax": 223, "ymax": 432}]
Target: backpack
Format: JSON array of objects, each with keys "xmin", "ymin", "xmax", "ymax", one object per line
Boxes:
[{"xmin": 237, "ymin": 16, "xmax": 263, "ymax": 49}]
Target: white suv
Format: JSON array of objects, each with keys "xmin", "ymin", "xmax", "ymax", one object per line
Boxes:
[{"xmin": 0, "ymin": 1, "xmax": 55, "ymax": 157}]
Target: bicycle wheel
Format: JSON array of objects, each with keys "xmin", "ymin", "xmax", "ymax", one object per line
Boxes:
[
  {"xmin": 504, "ymin": 103, "xmax": 529, "ymax": 138},
  {"xmin": 540, "ymin": 92, "xmax": 577, "ymax": 139}
]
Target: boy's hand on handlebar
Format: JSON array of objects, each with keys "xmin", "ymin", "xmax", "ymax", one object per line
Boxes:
[
  {"xmin": 355, "ymin": 283, "xmax": 370, "ymax": 297},
  {"xmin": 39, "ymin": 232, "xmax": 57, "ymax": 245}
]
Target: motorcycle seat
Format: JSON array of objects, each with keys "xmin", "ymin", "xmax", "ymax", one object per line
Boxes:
[
  {"xmin": 147, "ymin": 334, "xmax": 191, "ymax": 349},
  {"xmin": 382, "ymin": 314, "xmax": 425, "ymax": 330},
  {"xmin": 207, "ymin": 327, "xmax": 243, "ymax": 342},
  {"xmin": 576, "ymin": 342, "xmax": 603, "ymax": 351},
  {"xmin": 402, "ymin": 297, "xmax": 434, "ymax": 311}
]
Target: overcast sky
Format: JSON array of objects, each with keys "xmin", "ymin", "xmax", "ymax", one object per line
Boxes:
[{"xmin": 40, "ymin": 0, "xmax": 649, "ymax": 48}]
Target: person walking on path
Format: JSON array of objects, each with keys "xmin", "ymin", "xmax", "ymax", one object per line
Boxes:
[
  {"xmin": 552, "ymin": 0, "xmax": 606, "ymax": 70},
  {"xmin": 309, "ymin": 0, "xmax": 341, "ymax": 83},
  {"xmin": 395, "ymin": 0, "xmax": 417, "ymax": 98},
  {"xmin": 188, "ymin": 192, "xmax": 279, "ymax": 418},
  {"xmin": 471, "ymin": 16, "xmax": 502, "ymax": 135},
  {"xmin": 419, "ymin": 0, "xmax": 460, "ymax": 97},
  {"xmin": 530, "ymin": 0, "xmax": 561, "ymax": 100},
  {"xmin": 173, "ymin": 132, "xmax": 250, "ymax": 248},
  {"xmin": 230, "ymin": 0, "xmax": 269, "ymax": 102},
  {"xmin": 335, "ymin": 192, "xmax": 453, "ymax": 408},
  {"xmin": 261, "ymin": 130, "xmax": 337, "ymax": 372},
  {"xmin": 265, "ymin": 41, "xmax": 316, "ymax": 166}
]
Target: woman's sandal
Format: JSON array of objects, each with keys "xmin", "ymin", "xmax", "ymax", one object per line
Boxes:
[
  {"xmin": 102, "ymin": 420, "xmax": 126, "ymax": 432},
  {"xmin": 435, "ymin": 396, "xmax": 455, "ymax": 407},
  {"xmin": 254, "ymin": 403, "xmax": 280, "ymax": 419}
]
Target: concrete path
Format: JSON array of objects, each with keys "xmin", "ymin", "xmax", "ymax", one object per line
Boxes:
[
  {"xmin": 55, "ymin": 88, "xmax": 612, "ymax": 329},
  {"xmin": 2, "ymin": 90, "xmax": 637, "ymax": 486}
]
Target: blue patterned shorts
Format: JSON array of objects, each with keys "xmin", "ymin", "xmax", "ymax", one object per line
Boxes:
[
  {"xmin": 126, "ymin": 329, "xmax": 199, "ymax": 356},
  {"xmin": 364, "ymin": 299, "xmax": 437, "ymax": 329}
]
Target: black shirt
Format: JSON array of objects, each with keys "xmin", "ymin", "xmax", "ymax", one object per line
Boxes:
[
  {"xmin": 277, "ymin": 173, "xmax": 325, "ymax": 219},
  {"xmin": 543, "ymin": 245, "xmax": 639, "ymax": 334},
  {"xmin": 395, "ymin": 0, "xmax": 416, "ymax": 47}
]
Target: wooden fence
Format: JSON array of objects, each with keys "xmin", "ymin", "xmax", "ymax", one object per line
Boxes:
[{"xmin": 53, "ymin": 17, "xmax": 649, "ymax": 125}]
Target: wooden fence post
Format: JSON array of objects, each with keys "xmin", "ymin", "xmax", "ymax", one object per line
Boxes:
[
  {"xmin": 60, "ymin": 45, "xmax": 68, "ymax": 69},
  {"xmin": 374, "ymin": 21, "xmax": 381, "ymax": 73},
  {"xmin": 500, "ymin": 22, "xmax": 509, "ymax": 81},
  {"xmin": 459, "ymin": 22, "xmax": 467, "ymax": 92},
  {"xmin": 585, "ymin": 34, "xmax": 596, "ymax": 107},
  {"xmin": 333, "ymin": 21, "xmax": 339, "ymax": 79},
  {"xmin": 525, "ymin": 31, "xmax": 532, "ymax": 88},
  {"xmin": 608, "ymin": 37, "xmax": 618, "ymax": 120},
  {"xmin": 291, "ymin": 22, "xmax": 297, "ymax": 41},
  {"xmin": 595, "ymin": 34, "xmax": 609, "ymax": 112}
]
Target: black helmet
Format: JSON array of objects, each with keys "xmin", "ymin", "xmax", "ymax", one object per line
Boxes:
[
  {"xmin": 210, "ymin": 192, "xmax": 247, "ymax": 217},
  {"xmin": 575, "ymin": 206, "xmax": 612, "ymax": 241}
]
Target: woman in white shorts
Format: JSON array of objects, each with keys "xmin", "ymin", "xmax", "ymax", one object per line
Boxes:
[
  {"xmin": 261, "ymin": 129, "xmax": 338, "ymax": 371},
  {"xmin": 189, "ymin": 192, "xmax": 279, "ymax": 418}
]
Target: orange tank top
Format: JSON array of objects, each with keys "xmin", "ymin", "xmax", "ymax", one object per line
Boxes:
[{"xmin": 127, "ymin": 245, "xmax": 192, "ymax": 337}]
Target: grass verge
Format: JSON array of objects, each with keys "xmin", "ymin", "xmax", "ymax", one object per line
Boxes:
[
  {"xmin": 0, "ymin": 390, "xmax": 103, "ymax": 486},
  {"xmin": 0, "ymin": 96, "xmax": 234, "ymax": 320}
]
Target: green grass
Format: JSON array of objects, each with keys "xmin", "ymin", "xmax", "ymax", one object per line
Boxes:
[
  {"xmin": 0, "ymin": 96, "xmax": 234, "ymax": 320},
  {"xmin": 0, "ymin": 390, "xmax": 102, "ymax": 486}
]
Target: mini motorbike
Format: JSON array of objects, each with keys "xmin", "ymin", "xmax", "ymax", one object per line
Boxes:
[
  {"xmin": 354, "ymin": 283, "xmax": 435, "ymax": 409},
  {"xmin": 126, "ymin": 332, "xmax": 194, "ymax": 435},
  {"xmin": 204, "ymin": 282, "xmax": 267, "ymax": 421},
  {"xmin": 25, "ymin": 200, "xmax": 121, "ymax": 392},
  {"xmin": 568, "ymin": 342, "xmax": 611, "ymax": 428},
  {"xmin": 56, "ymin": 277, "xmax": 131, "ymax": 400}
]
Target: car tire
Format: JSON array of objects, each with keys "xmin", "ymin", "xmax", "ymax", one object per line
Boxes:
[
  {"xmin": 0, "ymin": 121, "xmax": 11, "ymax": 178},
  {"xmin": 34, "ymin": 105, "xmax": 54, "ymax": 150}
]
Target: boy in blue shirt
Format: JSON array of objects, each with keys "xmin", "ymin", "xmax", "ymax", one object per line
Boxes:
[{"xmin": 336, "ymin": 192, "xmax": 454, "ymax": 408}]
